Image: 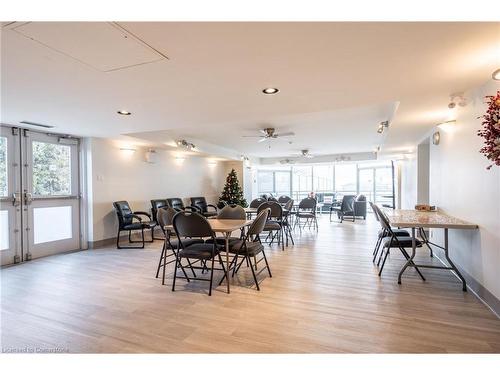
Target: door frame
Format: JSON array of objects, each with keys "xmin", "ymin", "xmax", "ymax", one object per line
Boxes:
[{"xmin": 0, "ymin": 124, "xmax": 87, "ymax": 265}]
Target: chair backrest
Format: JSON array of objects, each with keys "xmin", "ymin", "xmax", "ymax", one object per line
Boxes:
[
  {"xmin": 278, "ymin": 195, "xmax": 291, "ymax": 204},
  {"xmin": 341, "ymin": 195, "xmax": 356, "ymax": 212},
  {"xmin": 257, "ymin": 201, "xmax": 282, "ymax": 219},
  {"xmin": 372, "ymin": 204, "xmax": 391, "ymax": 232},
  {"xmin": 190, "ymin": 197, "xmax": 208, "ymax": 212},
  {"xmin": 323, "ymin": 195, "xmax": 334, "ymax": 204},
  {"xmin": 217, "ymin": 205, "xmax": 246, "ymax": 220},
  {"xmin": 157, "ymin": 206, "xmax": 178, "ymax": 229},
  {"xmin": 113, "ymin": 201, "xmax": 133, "ymax": 227},
  {"xmin": 369, "ymin": 201, "xmax": 380, "ymax": 222},
  {"xmin": 283, "ymin": 199, "xmax": 294, "ymax": 211},
  {"xmin": 150, "ymin": 199, "xmax": 168, "ymax": 222},
  {"xmin": 172, "ymin": 211, "xmax": 214, "ymax": 240},
  {"xmin": 167, "ymin": 198, "xmax": 185, "ymax": 211},
  {"xmin": 298, "ymin": 197, "xmax": 317, "ymax": 210},
  {"xmin": 247, "ymin": 208, "xmax": 270, "ymax": 236},
  {"xmin": 250, "ymin": 197, "xmax": 266, "ymax": 208}
]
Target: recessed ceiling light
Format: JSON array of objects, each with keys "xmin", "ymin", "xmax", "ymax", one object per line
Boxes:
[
  {"xmin": 117, "ymin": 110, "xmax": 132, "ymax": 115},
  {"xmin": 262, "ymin": 87, "xmax": 279, "ymax": 95},
  {"xmin": 492, "ymin": 68, "xmax": 500, "ymax": 80}
]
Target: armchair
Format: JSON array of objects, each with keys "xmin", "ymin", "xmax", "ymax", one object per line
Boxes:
[
  {"xmin": 113, "ymin": 201, "xmax": 156, "ymax": 249},
  {"xmin": 166, "ymin": 197, "xmax": 196, "ymax": 212},
  {"xmin": 354, "ymin": 195, "xmax": 367, "ymax": 220},
  {"xmin": 329, "ymin": 195, "xmax": 356, "ymax": 223},
  {"xmin": 190, "ymin": 197, "xmax": 218, "ymax": 218}
]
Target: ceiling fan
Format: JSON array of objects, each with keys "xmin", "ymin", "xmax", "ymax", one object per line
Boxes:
[{"xmin": 243, "ymin": 127, "xmax": 295, "ymax": 143}]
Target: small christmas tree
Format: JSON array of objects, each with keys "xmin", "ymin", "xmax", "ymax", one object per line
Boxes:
[{"xmin": 218, "ymin": 169, "xmax": 248, "ymax": 207}]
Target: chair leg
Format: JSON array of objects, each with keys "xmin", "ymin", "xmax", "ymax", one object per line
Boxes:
[
  {"xmin": 232, "ymin": 254, "xmax": 239, "ymax": 277},
  {"xmin": 248, "ymin": 255, "xmax": 260, "ymax": 291},
  {"xmin": 208, "ymin": 257, "xmax": 215, "ymax": 296},
  {"xmin": 172, "ymin": 255, "xmax": 179, "ymax": 292},
  {"xmin": 378, "ymin": 247, "xmax": 390, "ymax": 276},
  {"xmin": 262, "ymin": 250, "xmax": 272, "ymax": 277},
  {"xmin": 156, "ymin": 244, "xmax": 165, "ymax": 278},
  {"xmin": 116, "ymin": 229, "xmax": 121, "ymax": 249}
]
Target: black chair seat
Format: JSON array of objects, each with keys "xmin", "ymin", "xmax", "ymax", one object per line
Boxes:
[
  {"xmin": 264, "ymin": 220, "xmax": 281, "ymax": 230},
  {"xmin": 178, "ymin": 243, "xmax": 220, "ymax": 260},
  {"xmin": 167, "ymin": 238, "xmax": 204, "ymax": 249},
  {"xmin": 123, "ymin": 221, "xmax": 156, "ymax": 231},
  {"xmin": 382, "ymin": 236, "xmax": 422, "ymax": 248},
  {"xmin": 297, "ymin": 212, "xmax": 315, "ymax": 218},
  {"xmin": 205, "ymin": 237, "xmax": 241, "ymax": 246},
  {"xmin": 378, "ymin": 228, "xmax": 410, "ymax": 238},
  {"xmin": 229, "ymin": 240, "xmax": 264, "ymax": 256}
]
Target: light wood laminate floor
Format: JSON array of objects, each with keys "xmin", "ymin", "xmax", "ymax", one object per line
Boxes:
[{"xmin": 2, "ymin": 216, "xmax": 500, "ymax": 353}]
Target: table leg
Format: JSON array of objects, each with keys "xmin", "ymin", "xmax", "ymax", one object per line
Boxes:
[
  {"xmin": 443, "ymin": 228, "xmax": 467, "ymax": 292},
  {"xmin": 225, "ymin": 233, "xmax": 230, "ymax": 294},
  {"xmin": 398, "ymin": 227, "xmax": 417, "ymax": 284}
]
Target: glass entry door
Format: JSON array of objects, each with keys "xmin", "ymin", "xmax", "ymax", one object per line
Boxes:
[
  {"xmin": 0, "ymin": 126, "xmax": 81, "ymax": 265},
  {"xmin": 0, "ymin": 127, "xmax": 22, "ymax": 265}
]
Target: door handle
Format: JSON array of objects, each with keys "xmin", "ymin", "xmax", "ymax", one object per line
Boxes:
[
  {"xmin": 12, "ymin": 192, "xmax": 22, "ymax": 206},
  {"xmin": 24, "ymin": 192, "xmax": 33, "ymax": 204}
]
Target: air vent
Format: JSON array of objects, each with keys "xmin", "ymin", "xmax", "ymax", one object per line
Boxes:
[{"xmin": 20, "ymin": 121, "xmax": 54, "ymax": 129}]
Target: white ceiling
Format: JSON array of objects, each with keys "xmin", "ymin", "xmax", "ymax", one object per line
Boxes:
[{"xmin": 2, "ymin": 22, "xmax": 499, "ymax": 159}]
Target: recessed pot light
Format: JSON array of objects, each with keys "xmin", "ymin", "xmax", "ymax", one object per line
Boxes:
[
  {"xmin": 492, "ymin": 68, "xmax": 500, "ymax": 81},
  {"xmin": 262, "ymin": 87, "xmax": 279, "ymax": 95},
  {"xmin": 117, "ymin": 110, "xmax": 132, "ymax": 115}
]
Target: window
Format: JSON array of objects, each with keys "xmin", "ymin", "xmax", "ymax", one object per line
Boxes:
[
  {"xmin": 257, "ymin": 171, "xmax": 274, "ymax": 195},
  {"xmin": 32, "ymin": 141, "xmax": 72, "ymax": 196},
  {"xmin": 275, "ymin": 171, "xmax": 291, "ymax": 197},
  {"xmin": 313, "ymin": 165, "xmax": 334, "ymax": 192},
  {"xmin": 0, "ymin": 137, "xmax": 7, "ymax": 197},
  {"xmin": 335, "ymin": 164, "xmax": 357, "ymax": 193}
]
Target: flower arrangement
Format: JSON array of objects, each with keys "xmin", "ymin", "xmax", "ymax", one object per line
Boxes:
[{"xmin": 477, "ymin": 91, "xmax": 500, "ymax": 169}]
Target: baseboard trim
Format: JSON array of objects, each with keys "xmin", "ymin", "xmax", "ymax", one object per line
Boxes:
[
  {"xmin": 455, "ymin": 263, "xmax": 500, "ymax": 319},
  {"xmin": 88, "ymin": 229, "xmax": 163, "ymax": 249}
]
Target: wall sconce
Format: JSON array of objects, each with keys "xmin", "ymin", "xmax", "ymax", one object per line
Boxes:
[
  {"xmin": 432, "ymin": 131, "xmax": 441, "ymax": 145},
  {"xmin": 120, "ymin": 147, "xmax": 137, "ymax": 157},
  {"xmin": 145, "ymin": 149, "xmax": 158, "ymax": 163},
  {"xmin": 176, "ymin": 139, "xmax": 196, "ymax": 150}
]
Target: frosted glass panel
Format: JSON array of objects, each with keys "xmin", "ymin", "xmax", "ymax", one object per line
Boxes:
[
  {"xmin": 34, "ymin": 206, "xmax": 72, "ymax": 244},
  {"xmin": 0, "ymin": 137, "xmax": 7, "ymax": 197},
  {"xmin": 0, "ymin": 210, "xmax": 8, "ymax": 250}
]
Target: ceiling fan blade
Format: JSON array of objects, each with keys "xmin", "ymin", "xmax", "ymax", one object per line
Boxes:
[
  {"xmin": 242, "ymin": 135, "xmax": 265, "ymax": 138},
  {"xmin": 275, "ymin": 132, "xmax": 295, "ymax": 137},
  {"xmin": 259, "ymin": 129, "xmax": 269, "ymax": 135},
  {"xmin": 258, "ymin": 137, "xmax": 268, "ymax": 143}
]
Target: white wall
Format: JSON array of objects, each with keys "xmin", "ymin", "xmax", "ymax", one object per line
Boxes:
[
  {"xmin": 428, "ymin": 80, "xmax": 500, "ymax": 300},
  {"xmin": 88, "ymin": 138, "xmax": 228, "ymax": 242},
  {"xmin": 398, "ymin": 154, "xmax": 418, "ymax": 209}
]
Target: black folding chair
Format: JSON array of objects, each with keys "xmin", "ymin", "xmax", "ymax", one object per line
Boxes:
[
  {"xmin": 220, "ymin": 208, "xmax": 272, "ymax": 290},
  {"xmin": 372, "ymin": 204, "xmax": 425, "ymax": 281},
  {"xmin": 155, "ymin": 207, "xmax": 204, "ymax": 285}
]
